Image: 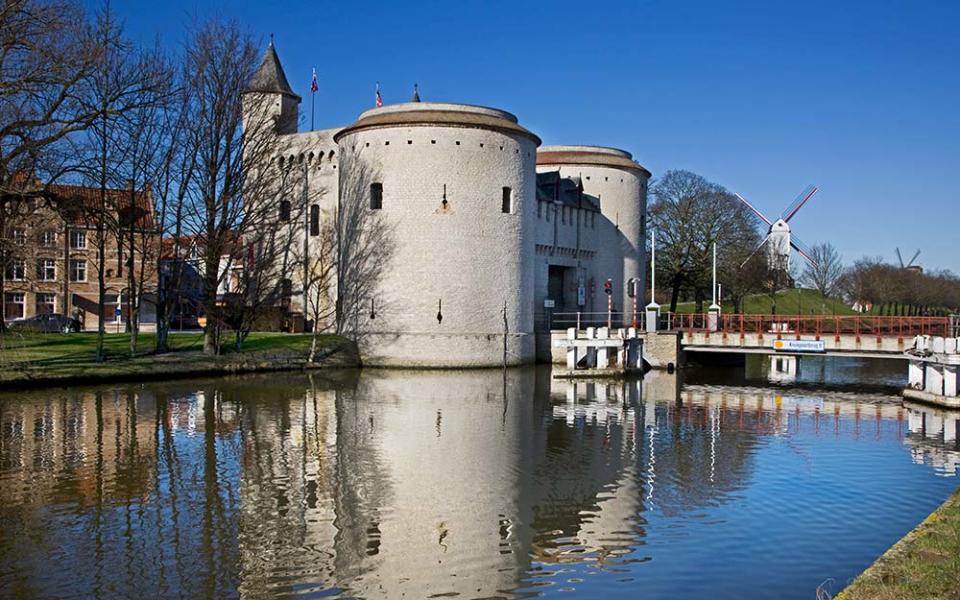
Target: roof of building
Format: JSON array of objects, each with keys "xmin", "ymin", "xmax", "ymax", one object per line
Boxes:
[
  {"xmin": 48, "ymin": 183, "xmax": 155, "ymax": 229},
  {"xmin": 537, "ymin": 145, "xmax": 651, "ymax": 177},
  {"xmin": 536, "ymin": 171, "xmax": 601, "ymax": 212},
  {"xmin": 333, "ymin": 102, "xmax": 541, "ymax": 145},
  {"xmin": 244, "ymin": 42, "xmax": 301, "ymax": 101}
]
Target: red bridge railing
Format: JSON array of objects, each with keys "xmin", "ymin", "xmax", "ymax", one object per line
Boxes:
[{"xmin": 668, "ymin": 314, "xmax": 952, "ymax": 340}]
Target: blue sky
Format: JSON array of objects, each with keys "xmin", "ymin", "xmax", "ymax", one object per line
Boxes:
[{"xmin": 110, "ymin": 0, "xmax": 959, "ymax": 272}]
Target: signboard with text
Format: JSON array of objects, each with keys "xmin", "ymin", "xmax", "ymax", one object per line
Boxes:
[{"xmin": 772, "ymin": 339, "xmax": 825, "ymax": 353}]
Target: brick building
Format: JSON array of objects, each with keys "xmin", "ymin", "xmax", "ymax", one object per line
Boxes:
[{"xmin": 1, "ymin": 181, "xmax": 159, "ymax": 330}]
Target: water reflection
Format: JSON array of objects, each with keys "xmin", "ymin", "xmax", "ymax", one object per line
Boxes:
[{"xmin": 0, "ymin": 368, "xmax": 956, "ymax": 599}]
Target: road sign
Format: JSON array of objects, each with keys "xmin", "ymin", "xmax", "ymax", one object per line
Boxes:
[
  {"xmin": 543, "ymin": 299, "xmax": 555, "ymax": 308},
  {"xmin": 577, "ymin": 286, "xmax": 585, "ymax": 306},
  {"xmin": 773, "ymin": 339, "xmax": 825, "ymax": 353}
]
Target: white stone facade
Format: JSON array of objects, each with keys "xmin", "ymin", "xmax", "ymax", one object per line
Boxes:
[{"xmin": 242, "ymin": 45, "xmax": 650, "ymax": 366}]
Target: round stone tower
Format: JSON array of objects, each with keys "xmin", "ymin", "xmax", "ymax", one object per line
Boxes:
[
  {"xmin": 333, "ymin": 102, "xmax": 541, "ymax": 367},
  {"xmin": 536, "ymin": 145, "xmax": 650, "ymax": 321}
]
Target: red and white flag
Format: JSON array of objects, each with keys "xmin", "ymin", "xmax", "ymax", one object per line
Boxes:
[
  {"xmin": 311, "ymin": 68, "xmax": 318, "ymax": 93},
  {"xmin": 375, "ymin": 82, "xmax": 383, "ymax": 108}
]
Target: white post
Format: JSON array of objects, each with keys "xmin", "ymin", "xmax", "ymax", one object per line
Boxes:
[
  {"xmin": 708, "ymin": 242, "xmax": 721, "ymax": 331},
  {"xmin": 645, "ymin": 228, "xmax": 660, "ymax": 332}
]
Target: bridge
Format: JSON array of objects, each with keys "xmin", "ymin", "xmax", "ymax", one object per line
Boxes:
[
  {"xmin": 547, "ymin": 312, "xmax": 954, "ymax": 359},
  {"xmin": 669, "ymin": 313, "xmax": 954, "ymax": 359}
]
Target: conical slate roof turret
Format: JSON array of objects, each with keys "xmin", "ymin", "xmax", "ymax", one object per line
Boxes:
[{"xmin": 245, "ymin": 38, "xmax": 301, "ymax": 100}]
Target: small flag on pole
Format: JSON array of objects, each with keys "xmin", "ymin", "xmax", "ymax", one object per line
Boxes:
[
  {"xmin": 375, "ymin": 82, "xmax": 383, "ymax": 108},
  {"xmin": 311, "ymin": 68, "xmax": 318, "ymax": 93}
]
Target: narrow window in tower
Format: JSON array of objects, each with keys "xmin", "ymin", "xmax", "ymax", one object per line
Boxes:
[
  {"xmin": 279, "ymin": 200, "xmax": 291, "ymax": 222},
  {"xmin": 370, "ymin": 183, "xmax": 383, "ymax": 210},
  {"xmin": 501, "ymin": 187, "xmax": 512, "ymax": 214},
  {"xmin": 310, "ymin": 205, "xmax": 320, "ymax": 236}
]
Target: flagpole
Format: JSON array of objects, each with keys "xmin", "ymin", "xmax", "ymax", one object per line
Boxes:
[{"xmin": 310, "ymin": 67, "xmax": 316, "ymax": 131}]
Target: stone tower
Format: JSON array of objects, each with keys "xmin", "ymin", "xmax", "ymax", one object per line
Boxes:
[{"xmin": 242, "ymin": 40, "xmax": 300, "ymax": 135}]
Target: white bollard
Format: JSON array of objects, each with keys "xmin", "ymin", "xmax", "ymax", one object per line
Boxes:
[{"xmin": 932, "ymin": 337, "xmax": 946, "ymax": 354}]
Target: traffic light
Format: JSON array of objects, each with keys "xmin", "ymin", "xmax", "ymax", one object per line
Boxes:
[{"xmin": 604, "ymin": 279, "xmax": 612, "ymax": 295}]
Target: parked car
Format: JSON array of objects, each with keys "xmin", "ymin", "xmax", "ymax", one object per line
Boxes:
[{"xmin": 8, "ymin": 313, "xmax": 82, "ymax": 333}]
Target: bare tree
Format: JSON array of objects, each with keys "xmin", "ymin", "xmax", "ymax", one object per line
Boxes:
[
  {"xmin": 648, "ymin": 170, "xmax": 760, "ymax": 312},
  {"xmin": 0, "ymin": 0, "xmax": 102, "ymax": 332},
  {"xmin": 77, "ymin": 4, "xmax": 170, "ymax": 361},
  {"xmin": 179, "ymin": 20, "xmax": 287, "ymax": 355},
  {"xmin": 801, "ymin": 242, "xmax": 843, "ymax": 298}
]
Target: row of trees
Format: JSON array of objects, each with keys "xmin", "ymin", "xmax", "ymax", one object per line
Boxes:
[
  {"xmin": 1, "ymin": 0, "xmax": 388, "ymax": 358},
  {"xmin": 839, "ymin": 259, "xmax": 960, "ymax": 315}
]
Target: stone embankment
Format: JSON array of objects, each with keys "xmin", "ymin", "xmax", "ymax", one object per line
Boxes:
[{"xmin": 835, "ymin": 488, "xmax": 960, "ymax": 599}]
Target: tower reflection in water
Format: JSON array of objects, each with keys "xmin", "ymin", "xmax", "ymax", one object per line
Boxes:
[{"xmin": 0, "ymin": 368, "xmax": 957, "ymax": 599}]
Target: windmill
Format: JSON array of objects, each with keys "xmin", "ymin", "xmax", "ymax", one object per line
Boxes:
[
  {"xmin": 735, "ymin": 185, "xmax": 819, "ymax": 271},
  {"xmin": 896, "ymin": 248, "xmax": 922, "ymax": 273}
]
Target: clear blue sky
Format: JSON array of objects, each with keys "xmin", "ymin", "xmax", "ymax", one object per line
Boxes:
[{"xmin": 110, "ymin": 0, "xmax": 959, "ymax": 273}]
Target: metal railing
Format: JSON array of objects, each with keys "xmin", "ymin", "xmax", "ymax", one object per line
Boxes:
[{"xmin": 669, "ymin": 313, "xmax": 953, "ymax": 339}]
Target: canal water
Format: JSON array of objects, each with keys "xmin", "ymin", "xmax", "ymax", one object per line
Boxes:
[{"xmin": 1, "ymin": 359, "xmax": 957, "ymax": 599}]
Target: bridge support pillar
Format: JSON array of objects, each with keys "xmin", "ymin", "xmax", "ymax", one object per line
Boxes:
[
  {"xmin": 909, "ymin": 360, "xmax": 925, "ymax": 390},
  {"xmin": 925, "ymin": 363, "xmax": 944, "ymax": 396},
  {"xmin": 943, "ymin": 365, "xmax": 957, "ymax": 397}
]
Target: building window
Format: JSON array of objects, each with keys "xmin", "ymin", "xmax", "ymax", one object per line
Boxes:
[
  {"xmin": 10, "ymin": 227, "xmax": 26, "ymax": 246},
  {"xmin": 36, "ymin": 258, "xmax": 56, "ymax": 281},
  {"xmin": 501, "ymin": 187, "xmax": 512, "ymax": 214},
  {"xmin": 39, "ymin": 230, "xmax": 57, "ymax": 247},
  {"xmin": 310, "ymin": 204, "xmax": 320, "ymax": 236},
  {"xmin": 370, "ymin": 183, "xmax": 383, "ymax": 210},
  {"xmin": 69, "ymin": 259, "xmax": 87, "ymax": 282},
  {"xmin": 4, "ymin": 293, "xmax": 25, "ymax": 319},
  {"xmin": 279, "ymin": 200, "xmax": 291, "ymax": 222},
  {"xmin": 5, "ymin": 259, "xmax": 25, "ymax": 281},
  {"xmin": 69, "ymin": 229, "xmax": 86, "ymax": 250},
  {"xmin": 35, "ymin": 293, "xmax": 55, "ymax": 315},
  {"xmin": 280, "ymin": 278, "xmax": 292, "ymax": 307}
]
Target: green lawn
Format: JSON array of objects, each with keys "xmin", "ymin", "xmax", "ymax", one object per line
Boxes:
[
  {"xmin": 673, "ymin": 288, "xmax": 857, "ymax": 315},
  {"xmin": 0, "ymin": 331, "xmax": 350, "ymax": 387}
]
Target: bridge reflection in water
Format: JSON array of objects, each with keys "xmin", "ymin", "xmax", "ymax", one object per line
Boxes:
[{"xmin": 0, "ymin": 368, "xmax": 957, "ymax": 599}]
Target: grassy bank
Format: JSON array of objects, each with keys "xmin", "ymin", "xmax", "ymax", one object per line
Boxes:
[
  {"xmin": 836, "ymin": 487, "xmax": 960, "ymax": 600},
  {"xmin": 674, "ymin": 288, "xmax": 857, "ymax": 315},
  {"xmin": 0, "ymin": 331, "xmax": 358, "ymax": 389}
]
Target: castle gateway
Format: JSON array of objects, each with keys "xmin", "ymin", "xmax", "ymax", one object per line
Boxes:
[{"xmin": 242, "ymin": 43, "xmax": 650, "ymax": 367}]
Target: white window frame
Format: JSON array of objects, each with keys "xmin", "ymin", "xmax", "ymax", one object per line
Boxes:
[
  {"xmin": 39, "ymin": 230, "xmax": 57, "ymax": 247},
  {"xmin": 6, "ymin": 259, "xmax": 25, "ymax": 281},
  {"xmin": 69, "ymin": 259, "xmax": 87, "ymax": 282},
  {"xmin": 35, "ymin": 292, "xmax": 55, "ymax": 315},
  {"xmin": 38, "ymin": 258, "xmax": 56, "ymax": 281},
  {"xmin": 69, "ymin": 229, "xmax": 87, "ymax": 250},
  {"xmin": 4, "ymin": 292, "xmax": 25, "ymax": 319},
  {"xmin": 11, "ymin": 227, "xmax": 26, "ymax": 245}
]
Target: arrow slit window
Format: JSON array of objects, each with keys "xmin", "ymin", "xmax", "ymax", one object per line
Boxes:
[
  {"xmin": 501, "ymin": 187, "xmax": 512, "ymax": 214},
  {"xmin": 370, "ymin": 183, "xmax": 383, "ymax": 210}
]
